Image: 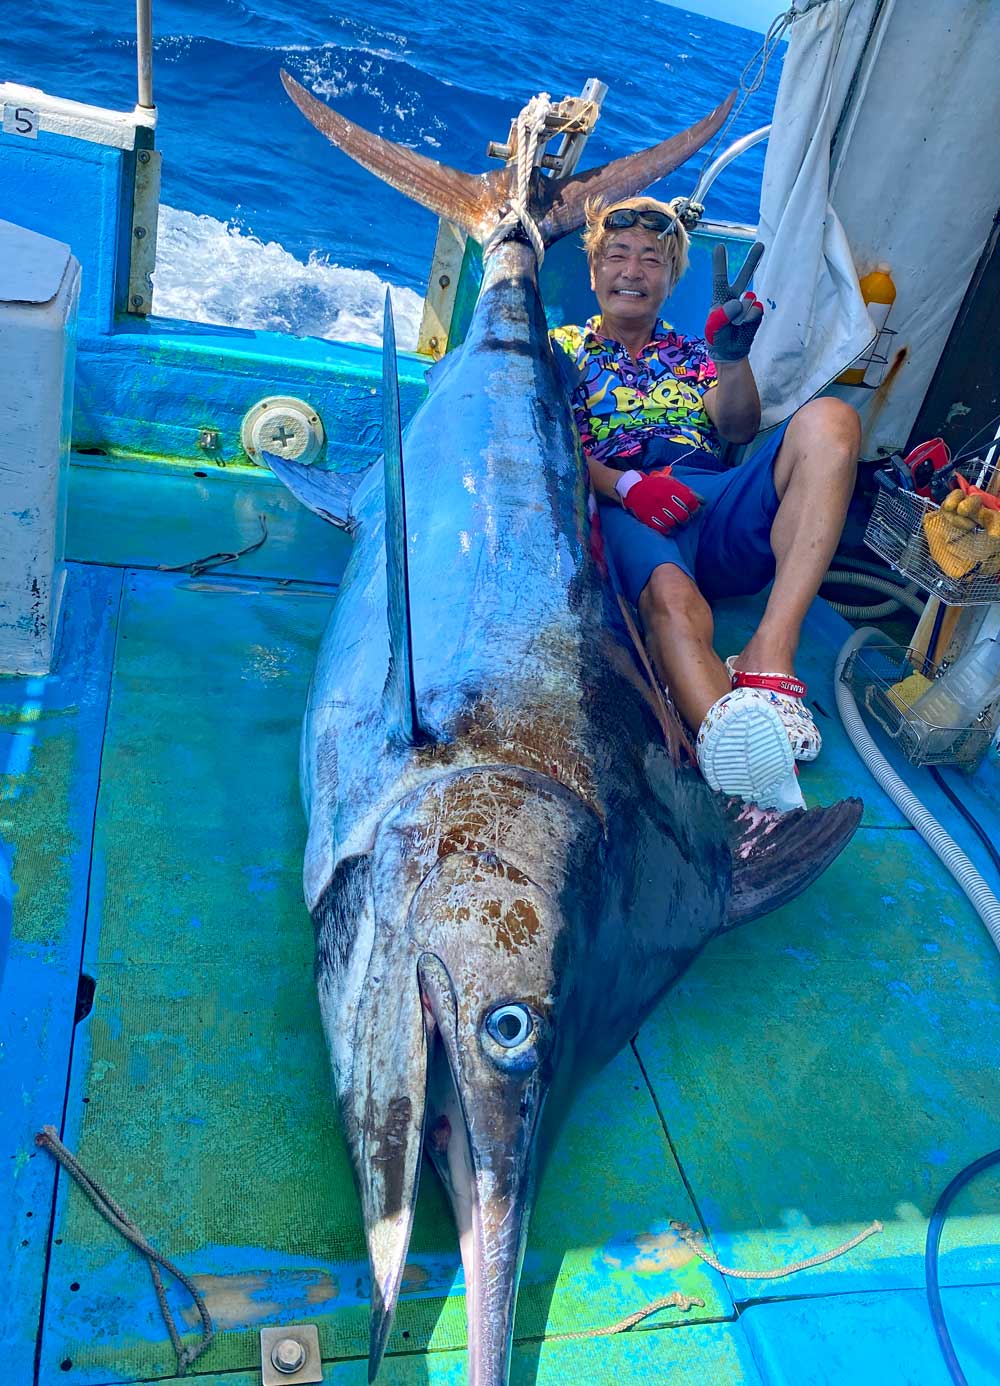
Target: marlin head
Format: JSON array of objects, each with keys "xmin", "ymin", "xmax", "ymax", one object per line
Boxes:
[{"xmin": 335, "ymin": 767, "xmax": 605, "ymax": 1384}]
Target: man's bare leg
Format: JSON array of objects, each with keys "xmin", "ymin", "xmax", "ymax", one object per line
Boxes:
[
  {"xmin": 640, "ymin": 560, "xmax": 802, "ymax": 808},
  {"xmin": 638, "ymin": 398, "xmax": 859, "ymax": 730},
  {"xmin": 734, "ymin": 398, "xmax": 861, "ymax": 676},
  {"xmin": 638, "ymin": 563, "xmax": 730, "ymax": 729}
]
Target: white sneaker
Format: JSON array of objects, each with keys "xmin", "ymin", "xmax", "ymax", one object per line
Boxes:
[
  {"xmin": 725, "ymin": 657, "xmax": 823, "ymax": 762},
  {"xmin": 696, "ymin": 687, "xmax": 806, "ymax": 812}
]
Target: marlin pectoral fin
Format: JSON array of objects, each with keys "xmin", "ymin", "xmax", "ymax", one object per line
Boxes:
[
  {"xmin": 261, "ymin": 450, "xmax": 368, "ymax": 531},
  {"xmin": 722, "ymin": 795, "xmax": 863, "ymax": 929},
  {"xmin": 349, "ymin": 966, "xmax": 429, "ymax": 1379}
]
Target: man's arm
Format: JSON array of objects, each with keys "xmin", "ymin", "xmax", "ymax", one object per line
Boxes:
[
  {"xmin": 587, "ymin": 454, "xmax": 624, "ymax": 505},
  {"xmin": 703, "ymin": 360, "xmax": 761, "ymax": 443}
]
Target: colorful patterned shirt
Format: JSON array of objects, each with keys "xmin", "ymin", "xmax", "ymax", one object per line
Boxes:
[{"xmin": 550, "ymin": 315, "xmax": 721, "ymax": 467}]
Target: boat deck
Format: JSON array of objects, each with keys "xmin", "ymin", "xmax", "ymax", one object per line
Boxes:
[{"xmin": 3, "ymin": 458, "xmax": 1000, "ymax": 1385}]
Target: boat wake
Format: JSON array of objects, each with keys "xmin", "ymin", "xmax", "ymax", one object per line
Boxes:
[{"xmin": 152, "ymin": 205, "xmax": 424, "ymax": 350}]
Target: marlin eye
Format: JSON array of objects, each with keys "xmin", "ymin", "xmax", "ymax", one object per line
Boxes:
[{"xmin": 485, "ymin": 1004, "xmax": 533, "ymax": 1048}]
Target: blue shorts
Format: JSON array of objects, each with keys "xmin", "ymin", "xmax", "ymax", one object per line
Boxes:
[{"xmin": 597, "ymin": 424, "xmax": 788, "ymax": 607}]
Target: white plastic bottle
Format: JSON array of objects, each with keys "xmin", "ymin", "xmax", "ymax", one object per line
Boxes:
[
  {"xmin": 911, "ymin": 636, "xmax": 1000, "ymax": 756},
  {"xmin": 838, "ymin": 265, "xmax": 896, "ymax": 386}
]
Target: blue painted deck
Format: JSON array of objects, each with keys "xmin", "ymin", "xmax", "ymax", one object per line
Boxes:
[{"xmin": 3, "ymin": 468, "xmax": 1000, "ymax": 1384}]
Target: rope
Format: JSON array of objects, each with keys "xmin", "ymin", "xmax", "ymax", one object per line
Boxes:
[
  {"xmin": 685, "ymin": 0, "xmax": 807, "ymax": 212},
  {"xmin": 549, "ymin": 1291, "xmax": 707, "ymax": 1341},
  {"xmin": 739, "ymin": 5, "xmax": 801, "ymax": 96},
  {"xmin": 482, "ymin": 94, "xmax": 552, "ymax": 265},
  {"xmin": 157, "ymin": 513, "xmax": 268, "ymax": 577},
  {"xmin": 546, "ymin": 1214, "xmax": 883, "ymax": 1342},
  {"xmin": 35, "ymin": 1126, "xmax": 215, "ymax": 1376},
  {"xmin": 672, "ymin": 1217, "xmax": 883, "ymax": 1279}
]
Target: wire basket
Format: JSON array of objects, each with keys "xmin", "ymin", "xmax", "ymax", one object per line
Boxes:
[
  {"xmin": 844, "ymin": 327, "xmax": 898, "ymax": 389},
  {"xmin": 840, "ymin": 635, "xmax": 993, "ymax": 770},
  {"xmin": 864, "ymin": 483, "xmax": 1000, "ymax": 605}
]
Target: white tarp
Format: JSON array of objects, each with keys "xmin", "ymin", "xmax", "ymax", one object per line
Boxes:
[
  {"xmin": 750, "ymin": 0, "xmax": 884, "ymax": 429},
  {"xmin": 751, "ymin": 0, "xmax": 1000, "ymax": 455}
]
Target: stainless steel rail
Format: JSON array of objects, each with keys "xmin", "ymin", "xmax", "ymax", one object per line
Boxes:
[
  {"xmin": 136, "ymin": 0, "xmax": 154, "ymax": 108},
  {"xmin": 688, "ymin": 124, "xmax": 770, "ymax": 208}
]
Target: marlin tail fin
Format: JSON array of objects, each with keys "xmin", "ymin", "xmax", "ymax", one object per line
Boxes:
[{"xmin": 282, "ymin": 70, "xmax": 734, "ymax": 249}]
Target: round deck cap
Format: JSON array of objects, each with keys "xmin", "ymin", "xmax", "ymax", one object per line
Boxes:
[{"xmin": 242, "ymin": 396, "xmax": 325, "ymax": 465}]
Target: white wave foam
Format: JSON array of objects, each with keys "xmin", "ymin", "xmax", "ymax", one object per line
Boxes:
[{"xmin": 151, "ymin": 206, "xmax": 424, "ymax": 351}]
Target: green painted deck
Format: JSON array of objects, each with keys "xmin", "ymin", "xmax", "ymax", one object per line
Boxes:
[{"xmin": 3, "ymin": 459, "xmax": 1000, "ymax": 1385}]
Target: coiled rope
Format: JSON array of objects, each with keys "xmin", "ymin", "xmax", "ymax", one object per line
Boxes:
[{"xmin": 482, "ymin": 93, "xmax": 554, "ymax": 265}]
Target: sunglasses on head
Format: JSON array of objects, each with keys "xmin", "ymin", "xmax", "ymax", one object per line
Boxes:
[{"xmin": 602, "ymin": 208, "xmax": 677, "ymax": 236}]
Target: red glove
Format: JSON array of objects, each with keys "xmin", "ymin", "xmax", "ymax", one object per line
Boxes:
[
  {"xmin": 704, "ymin": 242, "xmax": 765, "ymax": 362},
  {"xmin": 615, "ymin": 467, "xmax": 702, "ymax": 533}
]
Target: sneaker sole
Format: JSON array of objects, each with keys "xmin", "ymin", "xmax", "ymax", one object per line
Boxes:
[{"xmin": 698, "ymin": 697, "xmax": 800, "ymax": 807}]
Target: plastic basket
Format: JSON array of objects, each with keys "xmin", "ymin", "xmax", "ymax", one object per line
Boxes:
[
  {"xmin": 864, "ymin": 484, "xmax": 1000, "ymax": 606},
  {"xmin": 840, "ymin": 635, "xmax": 993, "ymax": 770}
]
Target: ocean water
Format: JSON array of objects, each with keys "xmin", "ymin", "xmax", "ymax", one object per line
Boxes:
[{"xmin": 7, "ymin": 0, "xmax": 783, "ymax": 348}]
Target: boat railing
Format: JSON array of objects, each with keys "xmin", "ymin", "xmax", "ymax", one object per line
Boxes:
[
  {"xmin": 136, "ymin": 0, "xmax": 155, "ymax": 110},
  {"xmin": 680, "ymin": 124, "xmax": 771, "ymax": 226}
]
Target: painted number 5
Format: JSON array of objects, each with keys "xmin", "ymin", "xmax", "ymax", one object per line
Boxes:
[{"xmin": 3, "ymin": 105, "xmax": 40, "ymax": 139}]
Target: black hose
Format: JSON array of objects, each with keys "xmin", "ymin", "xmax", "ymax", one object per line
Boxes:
[
  {"xmin": 928, "ymin": 767, "xmax": 1000, "ymax": 878},
  {"xmin": 925, "ymin": 1148, "xmax": 1000, "ymax": 1385},
  {"xmin": 920, "ymin": 784, "xmax": 1000, "ymax": 1386}
]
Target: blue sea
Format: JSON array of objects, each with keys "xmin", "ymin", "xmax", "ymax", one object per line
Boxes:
[{"xmin": 7, "ymin": 0, "xmax": 782, "ymax": 348}]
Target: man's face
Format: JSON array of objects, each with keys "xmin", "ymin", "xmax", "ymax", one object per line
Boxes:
[{"xmin": 590, "ymin": 226, "xmax": 673, "ymax": 327}]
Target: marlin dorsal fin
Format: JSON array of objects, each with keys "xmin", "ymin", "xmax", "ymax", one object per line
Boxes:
[
  {"xmin": 381, "ymin": 293, "xmax": 423, "ymax": 746},
  {"xmin": 722, "ymin": 796, "xmax": 863, "ymax": 929}
]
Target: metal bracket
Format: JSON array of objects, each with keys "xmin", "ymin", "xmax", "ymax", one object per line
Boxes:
[
  {"xmin": 485, "ymin": 78, "xmax": 606, "ymax": 179},
  {"xmin": 544, "ymin": 77, "xmax": 607, "ymax": 179},
  {"xmin": 127, "ymin": 145, "xmax": 161, "ymax": 315},
  {"xmin": 416, "ymin": 220, "xmax": 469, "ymax": 360},
  {"xmin": 260, "ymin": 1324, "xmax": 323, "ymax": 1384}
]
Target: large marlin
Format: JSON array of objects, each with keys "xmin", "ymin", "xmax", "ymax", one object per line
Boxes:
[{"xmin": 269, "ymin": 75, "xmax": 862, "ymax": 1386}]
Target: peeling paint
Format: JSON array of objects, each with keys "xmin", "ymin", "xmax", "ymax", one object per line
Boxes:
[{"xmin": 602, "ymin": 1226, "xmax": 695, "ymax": 1273}]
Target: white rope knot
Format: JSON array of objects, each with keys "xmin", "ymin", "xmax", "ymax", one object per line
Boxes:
[{"xmin": 483, "ymin": 93, "xmax": 552, "ymax": 265}]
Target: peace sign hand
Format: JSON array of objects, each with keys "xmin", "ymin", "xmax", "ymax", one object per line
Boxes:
[{"xmin": 704, "ymin": 241, "xmax": 765, "ymax": 362}]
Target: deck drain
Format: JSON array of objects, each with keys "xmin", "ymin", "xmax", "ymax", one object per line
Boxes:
[{"xmin": 74, "ymin": 974, "xmax": 96, "ymax": 1025}]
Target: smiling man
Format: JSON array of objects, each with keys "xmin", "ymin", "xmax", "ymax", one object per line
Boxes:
[{"xmin": 552, "ymin": 196, "xmax": 861, "ymax": 812}]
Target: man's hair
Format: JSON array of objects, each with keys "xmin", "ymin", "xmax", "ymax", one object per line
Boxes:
[{"xmin": 582, "ymin": 195, "xmax": 690, "ymax": 287}]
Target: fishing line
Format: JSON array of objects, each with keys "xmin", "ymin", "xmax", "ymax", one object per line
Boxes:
[{"xmin": 947, "ymin": 407, "xmax": 1000, "ymax": 471}]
